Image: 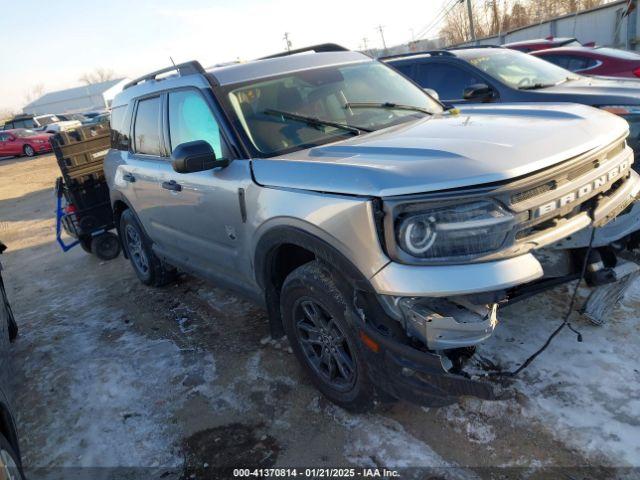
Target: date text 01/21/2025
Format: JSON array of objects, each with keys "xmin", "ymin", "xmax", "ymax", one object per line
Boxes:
[{"xmin": 232, "ymin": 468, "xmax": 400, "ymax": 478}]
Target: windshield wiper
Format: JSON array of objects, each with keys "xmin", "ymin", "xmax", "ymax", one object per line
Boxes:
[
  {"xmin": 345, "ymin": 102, "xmax": 433, "ymax": 115},
  {"xmin": 518, "ymin": 83, "xmax": 556, "ymax": 90},
  {"xmin": 263, "ymin": 109, "xmax": 372, "ymax": 135}
]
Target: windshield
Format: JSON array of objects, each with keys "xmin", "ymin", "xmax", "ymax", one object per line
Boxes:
[
  {"xmin": 35, "ymin": 115, "xmax": 58, "ymax": 126},
  {"xmin": 227, "ymin": 61, "xmax": 442, "ymax": 156},
  {"xmin": 13, "ymin": 129, "xmax": 39, "ymax": 138},
  {"xmin": 595, "ymin": 47, "xmax": 640, "ymax": 60},
  {"xmin": 459, "ymin": 49, "xmax": 578, "ymax": 89}
]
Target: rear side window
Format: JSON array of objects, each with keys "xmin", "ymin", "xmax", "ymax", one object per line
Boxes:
[
  {"xmin": 414, "ymin": 63, "xmax": 481, "ymax": 101},
  {"xmin": 110, "ymin": 104, "xmax": 129, "ymax": 150},
  {"xmin": 13, "ymin": 119, "xmax": 34, "ymax": 129},
  {"xmin": 134, "ymin": 97, "xmax": 161, "ymax": 156},
  {"xmin": 542, "ymin": 55, "xmax": 570, "ymax": 69},
  {"xmin": 168, "ymin": 90, "xmax": 224, "ymax": 158},
  {"xmin": 543, "ymin": 55, "xmax": 598, "ymax": 72}
]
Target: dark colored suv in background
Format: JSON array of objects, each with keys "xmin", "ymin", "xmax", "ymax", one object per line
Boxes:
[{"xmin": 383, "ymin": 46, "xmax": 640, "ymax": 161}]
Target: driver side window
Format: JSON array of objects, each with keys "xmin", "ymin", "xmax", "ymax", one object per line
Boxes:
[
  {"xmin": 168, "ymin": 90, "xmax": 226, "ymax": 159},
  {"xmin": 414, "ymin": 62, "xmax": 481, "ymax": 101}
]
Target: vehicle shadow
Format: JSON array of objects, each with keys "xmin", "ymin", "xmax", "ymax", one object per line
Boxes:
[
  {"xmin": 0, "ymin": 185, "xmax": 57, "ymax": 224},
  {"xmin": 0, "ymin": 153, "xmax": 54, "ymax": 168}
]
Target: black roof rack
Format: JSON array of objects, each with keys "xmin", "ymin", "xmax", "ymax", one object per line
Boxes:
[
  {"xmin": 123, "ymin": 60, "xmax": 206, "ymax": 90},
  {"xmin": 379, "ymin": 50, "xmax": 455, "ymax": 61},
  {"xmin": 259, "ymin": 43, "xmax": 349, "ymax": 60}
]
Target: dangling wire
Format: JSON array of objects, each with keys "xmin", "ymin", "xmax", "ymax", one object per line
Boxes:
[{"xmin": 493, "ymin": 227, "xmax": 596, "ymax": 378}]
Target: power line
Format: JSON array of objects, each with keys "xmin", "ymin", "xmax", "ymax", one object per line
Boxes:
[
  {"xmin": 413, "ymin": 0, "xmax": 458, "ymax": 39},
  {"xmin": 413, "ymin": 0, "xmax": 460, "ymax": 41}
]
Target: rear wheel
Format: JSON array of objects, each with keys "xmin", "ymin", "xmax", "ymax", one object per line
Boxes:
[
  {"xmin": 91, "ymin": 232, "xmax": 121, "ymax": 261},
  {"xmin": 79, "ymin": 237, "xmax": 92, "ymax": 254},
  {"xmin": 0, "ymin": 433, "xmax": 24, "ymax": 480},
  {"xmin": 281, "ymin": 261, "xmax": 374, "ymax": 411},
  {"xmin": 23, "ymin": 145, "xmax": 35, "ymax": 157},
  {"xmin": 120, "ymin": 209, "xmax": 175, "ymax": 286}
]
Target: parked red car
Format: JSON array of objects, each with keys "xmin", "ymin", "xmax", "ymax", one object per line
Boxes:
[
  {"xmin": 0, "ymin": 129, "xmax": 52, "ymax": 158},
  {"xmin": 532, "ymin": 46, "xmax": 640, "ymax": 78},
  {"xmin": 504, "ymin": 36, "xmax": 584, "ymax": 53}
]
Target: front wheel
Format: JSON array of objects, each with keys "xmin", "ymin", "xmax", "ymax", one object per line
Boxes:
[
  {"xmin": 0, "ymin": 433, "xmax": 24, "ymax": 480},
  {"xmin": 120, "ymin": 209, "xmax": 175, "ymax": 286},
  {"xmin": 281, "ymin": 261, "xmax": 374, "ymax": 411},
  {"xmin": 23, "ymin": 145, "xmax": 35, "ymax": 157}
]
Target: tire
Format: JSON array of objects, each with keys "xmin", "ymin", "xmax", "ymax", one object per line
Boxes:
[
  {"xmin": 281, "ymin": 261, "xmax": 374, "ymax": 412},
  {"xmin": 1, "ymin": 277, "xmax": 17, "ymax": 342},
  {"xmin": 91, "ymin": 232, "xmax": 120, "ymax": 260},
  {"xmin": 79, "ymin": 237, "xmax": 92, "ymax": 254},
  {"xmin": 120, "ymin": 209, "xmax": 176, "ymax": 286},
  {"xmin": 0, "ymin": 432, "xmax": 24, "ymax": 480},
  {"xmin": 23, "ymin": 145, "xmax": 35, "ymax": 157}
]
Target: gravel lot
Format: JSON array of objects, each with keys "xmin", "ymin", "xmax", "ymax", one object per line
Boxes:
[{"xmin": 1, "ymin": 153, "xmax": 639, "ymax": 479}]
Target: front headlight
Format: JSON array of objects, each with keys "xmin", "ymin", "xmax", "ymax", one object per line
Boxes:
[{"xmin": 394, "ymin": 200, "xmax": 515, "ymax": 262}]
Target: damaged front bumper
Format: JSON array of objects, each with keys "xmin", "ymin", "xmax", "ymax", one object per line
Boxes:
[
  {"xmin": 358, "ymin": 318, "xmax": 498, "ymax": 407},
  {"xmin": 397, "ymin": 298, "xmax": 498, "ymax": 351}
]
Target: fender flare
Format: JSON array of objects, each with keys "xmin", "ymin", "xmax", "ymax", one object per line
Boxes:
[
  {"xmin": 254, "ymin": 226, "xmax": 373, "ymax": 292},
  {"xmin": 109, "ymin": 192, "xmax": 152, "ymax": 259},
  {"xmin": 253, "ymin": 226, "xmax": 376, "ymax": 337}
]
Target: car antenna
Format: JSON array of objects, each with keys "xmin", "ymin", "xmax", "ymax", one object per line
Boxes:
[{"xmin": 170, "ymin": 56, "xmax": 179, "ymax": 76}]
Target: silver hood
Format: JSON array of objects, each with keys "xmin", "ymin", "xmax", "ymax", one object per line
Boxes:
[{"xmin": 251, "ymin": 103, "xmax": 629, "ymax": 197}]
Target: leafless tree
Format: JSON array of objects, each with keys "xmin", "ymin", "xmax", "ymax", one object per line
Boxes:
[
  {"xmin": 440, "ymin": 0, "xmax": 604, "ymax": 46},
  {"xmin": 78, "ymin": 68, "xmax": 116, "ymax": 85},
  {"xmin": 0, "ymin": 109, "xmax": 18, "ymax": 123},
  {"xmin": 24, "ymin": 84, "xmax": 45, "ymax": 104}
]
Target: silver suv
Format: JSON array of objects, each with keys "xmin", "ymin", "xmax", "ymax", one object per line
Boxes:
[{"xmin": 105, "ymin": 44, "xmax": 640, "ymax": 410}]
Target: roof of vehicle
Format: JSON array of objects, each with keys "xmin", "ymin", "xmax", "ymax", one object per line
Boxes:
[
  {"xmin": 115, "ymin": 44, "xmax": 371, "ymax": 106},
  {"xmin": 382, "ymin": 46, "xmax": 506, "ymax": 62},
  {"xmin": 207, "ymin": 50, "xmax": 370, "ymax": 86},
  {"xmin": 1, "ymin": 128, "xmax": 49, "ymax": 135},
  {"xmin": 5, "ymin": 114, "xmax": 34, "ymax": 121},
  {"xmin": 533, "ymin": 46, "xmax": 640, "ymax": 59},
  {"xmin": 504, "ymin": 37, "xmax": 579, "ymax": 47}
]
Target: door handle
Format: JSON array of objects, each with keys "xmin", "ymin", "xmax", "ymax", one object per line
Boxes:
[
  {"xmin": 161, "ymin": 180, "xmax": 182, "ymax": 192},
  {"xmin": 122, "ymin": 172, "xmax": 136, "ymax": 183}
]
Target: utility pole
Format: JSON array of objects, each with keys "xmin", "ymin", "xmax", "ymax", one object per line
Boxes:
[
  {"xmin": 283, "ymin": 32, "xmax": 292, "ymax": 52},
  {"xmin": 377, "ymin": 25, "xmax": 387, "ymax": 51},
  {"xmin": 362, "ymin": 37, "xmax": 369, "ymax": 51},
  {"xmin": 466, "ymin": 0, "xmax": 477, "ymax": 45}
]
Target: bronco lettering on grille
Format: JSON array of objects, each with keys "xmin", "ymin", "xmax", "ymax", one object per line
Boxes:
[{"xmin": 535, "ymin": 160, "xmax": 630, "ymax": 217}]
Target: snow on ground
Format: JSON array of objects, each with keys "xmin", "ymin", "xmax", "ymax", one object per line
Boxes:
[
  {"xmin": 469, "ymin": 278, "xmax": 640, "ymax": 466},
  {"xmin": 305, "ymin": 398, "xmax": 475, "ymax": 479},
  {"xmin": 14, "ymin": 282, "xmax": 217, "ymax": 468}
]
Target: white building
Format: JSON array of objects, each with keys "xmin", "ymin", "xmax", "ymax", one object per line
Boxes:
[{"xmin": 22, "ymin": 78, "xmax": 129, "ymax": 115}]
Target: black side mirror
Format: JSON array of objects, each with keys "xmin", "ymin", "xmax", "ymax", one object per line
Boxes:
[
  {"xmin": 171, "ymin": 140, "xmax": 229, "ymax": 174},
  {"xmin": 463, "ymin": 83, "xmax": 494, "ymax": 101}
]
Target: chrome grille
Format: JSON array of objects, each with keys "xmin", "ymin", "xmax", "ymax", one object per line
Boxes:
[
  {"xmin": 508, "ymin": 139, "xmax": 632, "ymax": 245},
  {"xmin": 511, "ymin": 180, "xmax": 556, "ymax": 204}
]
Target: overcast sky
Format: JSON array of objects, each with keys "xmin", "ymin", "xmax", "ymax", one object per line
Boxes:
[{"xmin": 0, "ymin": 0, "xmax": 448, "ymax": 112}]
